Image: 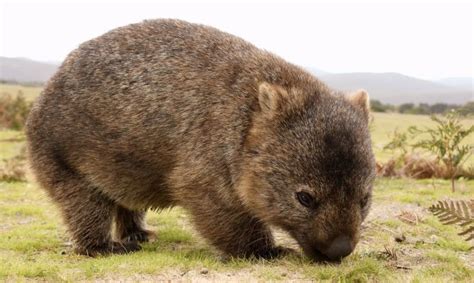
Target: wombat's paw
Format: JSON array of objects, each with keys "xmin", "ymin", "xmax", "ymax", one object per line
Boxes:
[
  {"xmin": 254, "ymin": 246, "xmax": 297, "ymax": 260},
  {"xmin": 77, "ymin": 241, "xmax": 142, "ymax": 257},
  {"xmin": 110, "ymin": 241, "xmax": 142, "ymax": 254},
  {"xmin": 122, "ymin": 229, "xmax": 156, "ymax": 243}
]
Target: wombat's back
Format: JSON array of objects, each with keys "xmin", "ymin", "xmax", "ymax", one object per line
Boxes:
[{"xmin": 26, "ymin": 19, "xmax": 317, "ymax": 209}]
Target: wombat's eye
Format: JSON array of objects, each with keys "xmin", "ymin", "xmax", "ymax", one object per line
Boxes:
[{"xmin": 296, "ymin": 192, "xmax": 314, "ymax": 208}]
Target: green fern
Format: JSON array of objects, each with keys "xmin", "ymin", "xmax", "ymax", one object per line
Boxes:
[{"xmin": 429, "ymin": 199, "xmax": 474, "ymax": 244}]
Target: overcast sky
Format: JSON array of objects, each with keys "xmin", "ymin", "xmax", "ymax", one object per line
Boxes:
[{"xmin": 0, "ymin": 0, "xmax": 472, "ymax": 80}]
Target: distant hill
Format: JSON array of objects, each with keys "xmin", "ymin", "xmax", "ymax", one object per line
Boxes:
[
  {"xmin": 436, "ymin": 77, "xmax": 473, "ymax": 91},
  {"xmin": 0, "ymin": 57, "xmax": 58, "ymax": 83},
  {"xmin": 0, "ymin": 57, "xmax": 472, "ymax": 105},
  {"xmin": 303, "ymin": 67, "xmax": 330, "ymax": 77},
  {"xmin": 318, "ymin": 72, "xmax": 473, "ymax": 105}
]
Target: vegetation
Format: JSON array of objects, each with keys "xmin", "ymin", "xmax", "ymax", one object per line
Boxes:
[
  {"xmin": 409, "ymin": 112, "xmax": 474, "ymax": 191},
  {"xmin": 0, "ymin": 92, "xmax": 32, "ymax": 130},
  {"xmin": 371, "ymin": 99, "xmax": 474, "ymax": 116},
  {"xmin": 429, "ymin": 200, "xmax": 474, "ymax": 244},
  {"xmin": 370, "ymin": 100, "xmax": 395, "ymax": 113},
  {"xmin": 376, "ymin": 111, "xmax": 474, "ymax": 182},
  {"xmin": 0, "ymin": 177, "xmax": 472, "ymax": 281},
  {"xmin": 457, "ymin": 102, "xmax": 474, "ymax": 117},
  {"xmin": 0, "ymin": 83, "xmax": 43, "ymax": 101},
  {"xmin": 0, "ymin": 80, "xmax": 44, "ymax": 87},
  {"xmin": 383, "ymin": 129, "xmax": 409, "ymax": 166}
]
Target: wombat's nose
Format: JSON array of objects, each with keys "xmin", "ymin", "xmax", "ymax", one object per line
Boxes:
[{"xmin": 324, "ymin": 235, "xmax": 353, "ymax": 260}]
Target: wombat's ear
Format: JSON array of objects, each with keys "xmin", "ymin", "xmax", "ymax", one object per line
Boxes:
[
  {"xmin": 347, "ymin": 89, "xmax": 370, "ymax": 119},
  {"xmin": 258, "ymin": 82, "xmax": 288, "ymax": 113}
]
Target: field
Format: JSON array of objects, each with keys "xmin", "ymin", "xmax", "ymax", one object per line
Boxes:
[
  {"xmin": 0, "ymin": 84, "xmax": 473, "ymax": 281},
  {"xmin": 0, "ymin": 83, "xmax": 43, "ymax": 102},
  {"xmin": 371, "ymin": 112, "xmax": 474, "ymax": 167}
]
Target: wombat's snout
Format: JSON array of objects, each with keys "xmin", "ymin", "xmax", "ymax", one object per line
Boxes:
[
  {"xmin": 305, "ymin": 235, "xmax": 355, "ymax": 262},
  {"xmin": 322, "ymin": 235, "xmax": 354, "ymax": 260}
]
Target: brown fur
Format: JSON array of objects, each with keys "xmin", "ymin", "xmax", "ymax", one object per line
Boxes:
[{"xmin": 25, "ymin": 19, "xmax": 375, "ymax": 261}]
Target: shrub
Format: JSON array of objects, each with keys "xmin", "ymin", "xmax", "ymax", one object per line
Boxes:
[
  {"xmin": 383, "ymin": 128, "xmax": 409, "ymax": 166},
  {"xmin": 0, "ymin": 147, "xmax": 27, "ymax": 182},
  {"xmin": 409, "ymin": 111, "xmax": 474, "ymax": 192},
  {"xmin": 457, "ymin": 102, "xmax": 474, "ymax": 117},
  {"xmin": 370, "ymin": 100, "xmax": 394, "ymax": 112},
  {"xmin": 0, "ymin": 91, "xmax": 32, "ymax": 130}
]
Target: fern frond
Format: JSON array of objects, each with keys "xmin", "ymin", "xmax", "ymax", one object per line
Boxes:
[{"xmin": 429, "ymin": 199, "xmax": 474, "ymax": 244}]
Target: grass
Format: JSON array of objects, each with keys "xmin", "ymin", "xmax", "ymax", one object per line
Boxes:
[
  {"xmin": 0, "ymin": 83, "xmax": 42, "ymax": 102},
  {"xmin": 0, "ymin": 178, "xmax": 472, "ymax": 281},
  {"xmin": 370, "ymin": 112, "xmax": 474, "ymax": 166},
  {"xmin": 0, "ymin": 103, "xmax": 473, "ymax": 281}
]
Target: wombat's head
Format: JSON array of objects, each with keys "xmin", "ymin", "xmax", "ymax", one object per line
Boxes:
[{"xmin": 238, "ymin": 82, "xmax": 375, "ymax": 261}]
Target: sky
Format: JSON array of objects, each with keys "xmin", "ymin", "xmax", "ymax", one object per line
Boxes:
[{"xmin": 0, "ymin": 0, "xmax": 473, "ymax": 80}]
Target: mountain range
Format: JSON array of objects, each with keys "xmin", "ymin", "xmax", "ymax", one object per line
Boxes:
[
  {"xmin": 0, "ymin": 56, "xmax": 472, "ymax": 105},
  {"xmin": 317, "ymin": 72, "xmax": 472, "ymax": 105},
  {"xmin": 0, "ymin": 57, "xmax": 58, "ymax": 84}
]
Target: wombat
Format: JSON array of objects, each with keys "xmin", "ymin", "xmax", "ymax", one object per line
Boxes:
[{"xmin": 26, "ymin": 19, "xmax": 375, "ymax": 261}]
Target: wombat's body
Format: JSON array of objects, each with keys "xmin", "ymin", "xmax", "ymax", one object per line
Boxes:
[{"xmin": 26, "ymin": 19, "xmax": 375, "ymax": 260}]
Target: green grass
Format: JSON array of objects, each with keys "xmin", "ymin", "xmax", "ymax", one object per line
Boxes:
[
  {"xmin": 0, "ymin": 130, "xmax": 25, "ymax": 159},
  {"xmin": 0, "ymin": 176, "xmax": 472, "ymax": 281}
]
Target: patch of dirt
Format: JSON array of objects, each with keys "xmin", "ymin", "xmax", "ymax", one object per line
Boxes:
[
  {"xmin": 92, "ymin": 267, "xmax": 310, "ymax": 282},
  {"xmin": 367, "ymin": 202, "xmax": 426, "ymax": 223},
  {"xmin": 362, "ymin": 201, "xmax": 474, "ymax": 270}
]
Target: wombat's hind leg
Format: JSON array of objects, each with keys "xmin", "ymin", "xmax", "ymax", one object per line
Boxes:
[
  {"xmin": 27, "ymin": 140, "xmax": 140, "ymax": 256},
  {"xmin": 115, "ymin": 206, "xmax": 156, "ymax": 243},
  {"xmin": 60, "ymin": 184, "xmax": 141, "ymax": 256},
  {"xmin": 45, "ymin": 178, "xmax": 140, "ymax": 256}
]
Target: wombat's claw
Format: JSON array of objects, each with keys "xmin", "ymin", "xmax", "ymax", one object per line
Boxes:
[
  {"xmin": 122, "ymin": 230, "xmax": 156, "ymax": 243},
  {"xmin": 110, "ymin": 241, "xmax": 142, "ymax": 254},
  {"xmin": 78, "ymin": 241, "xmax": 142, "ymax": 257}
]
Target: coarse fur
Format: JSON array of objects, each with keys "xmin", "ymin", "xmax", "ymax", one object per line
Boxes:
[{"xmin": 25, "ymin": 19, "xmax": 375, "ymax": 260}]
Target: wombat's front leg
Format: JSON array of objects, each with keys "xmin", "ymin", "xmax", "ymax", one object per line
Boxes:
[{"xmin": 188, "ymin": 201, "xmax": 287, "ymax": 259}]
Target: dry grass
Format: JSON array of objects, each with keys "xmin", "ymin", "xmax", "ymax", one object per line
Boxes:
[
  {"xmin": 397, "ymin": 210, "xmax": 423, "ymax": 225},
  {"xmin": 0, "ymin": 83, "xmax": 42, "ymax": 101},
  {"xmin": 376, "ymin": 153, "xmax": 472, "ymax": 180}
]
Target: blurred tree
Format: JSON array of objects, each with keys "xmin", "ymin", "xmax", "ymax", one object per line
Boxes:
[{"xmin": 399, "ymin": 103, "xmax": 415, "ymax": 114}]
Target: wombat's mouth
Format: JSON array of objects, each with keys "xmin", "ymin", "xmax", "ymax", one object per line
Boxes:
[
  {"xmin": 296, "ymin": 240, "xmax": 335, "ymax": 263},
  {"xmin": 306, "ymin": 247, "xmax": 333, "ymax": 263},
  {"xmin": 296, "ymin": 238, "xmax": 347, "ymax": 263}
]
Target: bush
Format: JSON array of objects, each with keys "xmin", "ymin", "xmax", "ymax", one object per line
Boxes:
[
  {"xmin": 371, "ymin": 100, "xmax": 393, "ymax": 112},
  {"xmin": 380, "ymin": 111, "xmax": 474, "ymax": 185},
  {"xmin": 0, "ymin": 91, "xmax": 32, "ymax": 130},
  {"xmin": 409, "ymin": 111, "xmax": 474, "ymax": 192},
  {"xmin": 0, "ymin": 146, "xmax": 27, "ymax": 182},
  {"xmin": 457, "ymin": 102, "xmax": 474, "ymax": 117},
  {"xmin": 398, "ymin": 103, "xmax": 415, "ymax": 114}
]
